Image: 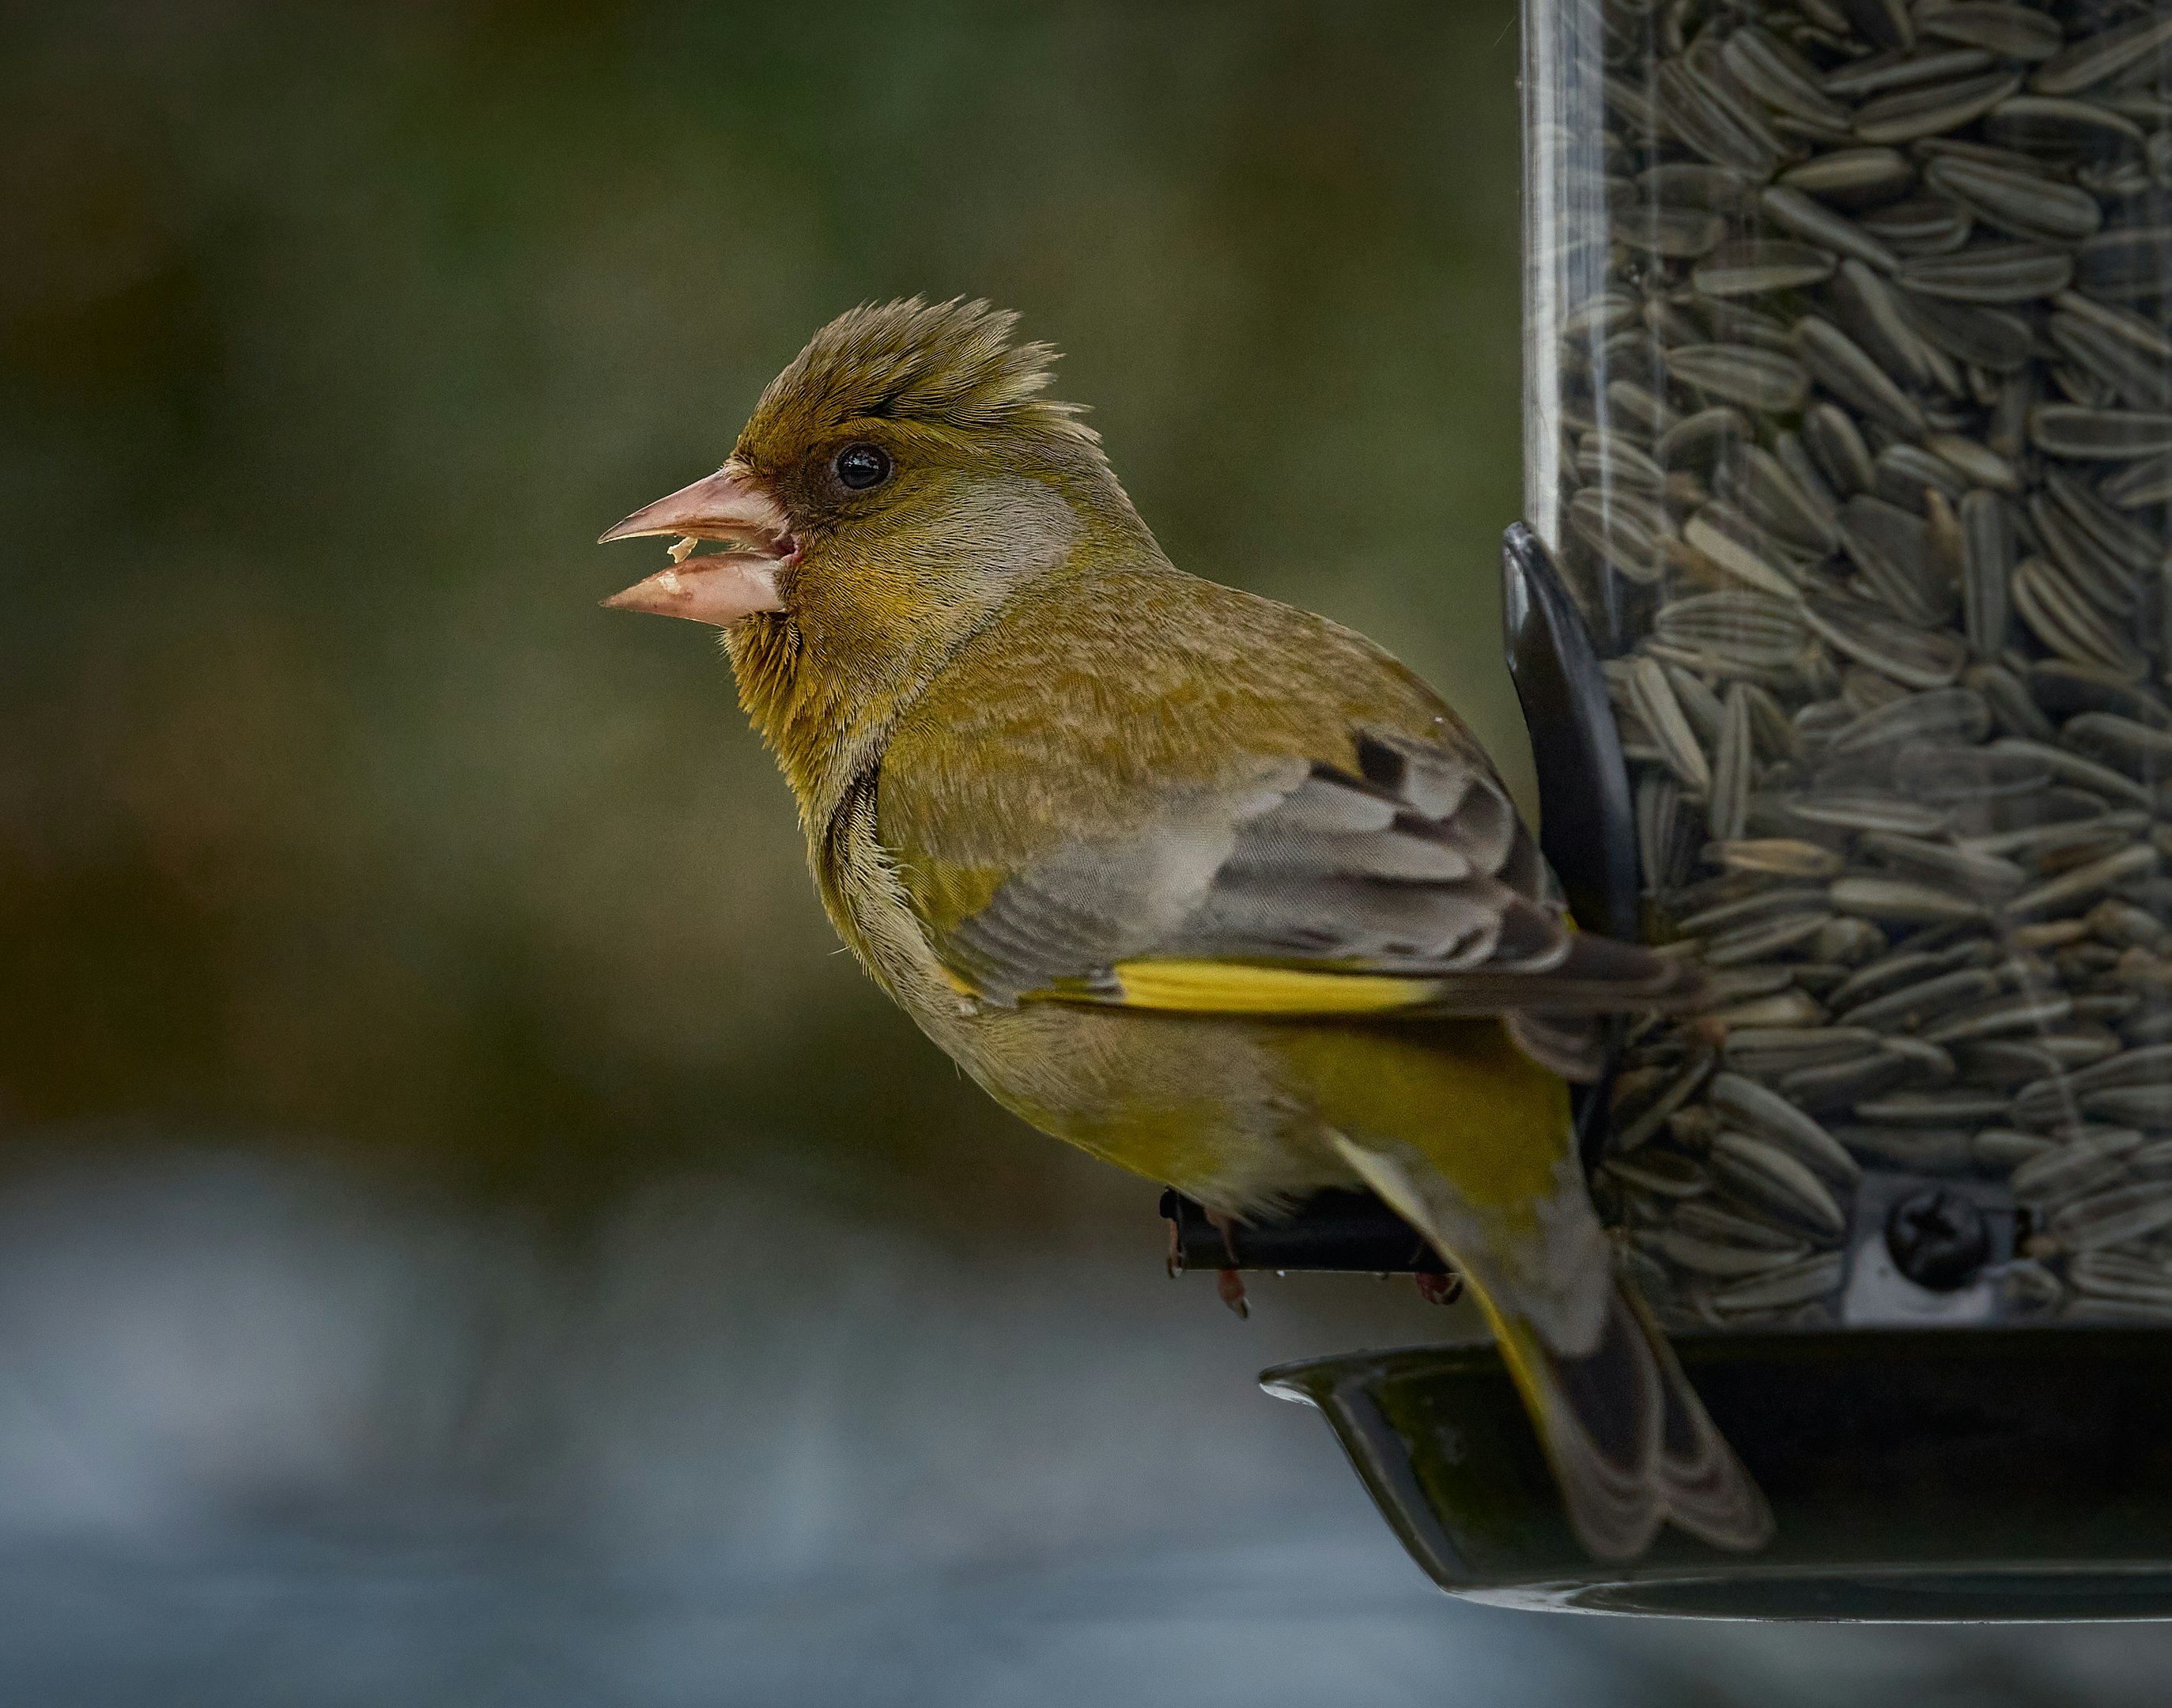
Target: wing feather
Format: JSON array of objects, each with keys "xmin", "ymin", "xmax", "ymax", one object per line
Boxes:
[{"xmin": 926, "ymin": 728, "xmax": 1699, "ymax": 1062}]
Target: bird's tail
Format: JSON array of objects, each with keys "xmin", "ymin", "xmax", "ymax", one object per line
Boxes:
[
  {"xmin": 1331, "ymin": 1134, "xmax": 1772, "ymax": 1562},
  {"xmin": 1479, "ymin": 1275, "xmax": 1773, "ymax": 1561}
]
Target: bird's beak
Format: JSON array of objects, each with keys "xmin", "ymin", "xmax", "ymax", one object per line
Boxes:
[{"xmin": 596, "ymin": 460, "xmax": 798, "ymax": 627}]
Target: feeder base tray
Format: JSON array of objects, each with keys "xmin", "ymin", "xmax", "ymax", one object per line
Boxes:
[{"xmin": 1264, "ymin": 1328, "xmax": 2172, "ymax": 1621}]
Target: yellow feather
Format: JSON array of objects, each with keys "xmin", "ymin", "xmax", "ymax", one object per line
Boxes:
[{"xmin": 1080, "ymin": 958, "xmax": 1440, "ymax": 1015}]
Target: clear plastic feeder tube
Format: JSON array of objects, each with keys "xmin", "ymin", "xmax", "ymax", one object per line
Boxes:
[{"xmin": 1522, "ymin": 0, "xmax": 2172, "ymax": 1330}]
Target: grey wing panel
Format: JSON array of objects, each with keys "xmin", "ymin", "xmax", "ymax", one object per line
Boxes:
[
  {"xmin": 1160, "ymin": 733, "xmax": 1573, "ymax": 975},
  {"xmin": 941, "ymin": 731, "xmax": 1588, "ymax": 1004}
]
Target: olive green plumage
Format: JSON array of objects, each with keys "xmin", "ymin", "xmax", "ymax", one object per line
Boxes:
[{"xmin": 609, "ymin": 297, "xmax": 1770, "ymax": 1562}]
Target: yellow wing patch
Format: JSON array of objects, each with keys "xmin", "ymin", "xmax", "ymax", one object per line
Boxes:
[{"xmin": 1073, "ymin": 958, "xmax": 1441, "ymax": 1015}]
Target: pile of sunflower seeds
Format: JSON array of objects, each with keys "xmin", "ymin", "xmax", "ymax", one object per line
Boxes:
[{"xmin": 1536, "ymin": 0, "xmax": 2172, "ymax": 1327}]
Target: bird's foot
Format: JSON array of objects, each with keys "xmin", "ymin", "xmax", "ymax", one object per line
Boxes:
[
  {"xmin": 1415, "ymin": 1269, "xmax": 1464, "ymax": 1306},
  {"xmin": 1215, "ymin": 1268, "xmax": 1250, "ymax": 1319},
  {"xmin": 1203, "ymin": 1211, "xmax": 1250, "ymax": 1318}
]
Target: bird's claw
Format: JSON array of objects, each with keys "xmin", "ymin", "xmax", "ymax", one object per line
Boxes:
[
  {"xmin": 1415, "ymin": 1270, "xmax": 1464, "ymax": 1306},
  {"xmin": 1216, "ymin": 1268, "xmax": 1250, "ymax": 1319}
]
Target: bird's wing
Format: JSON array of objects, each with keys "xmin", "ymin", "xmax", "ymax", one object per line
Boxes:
[{"xmin": 914, "ymin": 727, "xmax": 1696, "ymax": 1078}]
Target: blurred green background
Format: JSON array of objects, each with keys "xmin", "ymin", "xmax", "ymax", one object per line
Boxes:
[{"xmin": 4, "ymin": 0, "xmax": 1528, "ymax": 1230}]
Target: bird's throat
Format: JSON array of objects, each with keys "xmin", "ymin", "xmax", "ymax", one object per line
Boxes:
[{"xmin": 726, "ymin": 614, "xmax": 907, "ymax": 833}]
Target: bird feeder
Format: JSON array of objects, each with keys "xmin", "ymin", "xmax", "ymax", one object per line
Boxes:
[{"xmin": 1188, "ymin": 0, "xmax": 2172, "ymax": 1617}]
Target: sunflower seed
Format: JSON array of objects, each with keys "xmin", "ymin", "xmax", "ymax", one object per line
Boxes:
[
  {"xmin": 1629, "ymin": 656, "xmax": 1713, "ymax": 792},
  {"xmin": 1801, "ymin": 592, "xmax": 1967, "ymax": 687},
  {"xmin": 1710, "ymin": 838, "xmax": 1849, "ymax": 878},
  {"xmin": 1858, "ymin": 832, "xmax": 2028, "ymax": 894},
  {"xmin": 1877, "ymin": 443, "xmax": 1974, "ymax": 512},
  {"xmin": 1614, "ymin": 205, "xmax": 1729, "ymax": 259},
  {"xmin": 1974, "ymin": 1127, "xmax": 2058, "ymax": 1168},
  {"xmin": 1791, "ymin": 792, "xmax": 1951, "ymax": 835},
  {"xmin": 1921, "ymin": 989, "xmax": 2078, "ymax": 1045},
  {"xmin": 1965, "ymin": 811, "xmax": 2145, "ymax": 864},
  {"xmin": 2006, "ymin": 843, "xmax": 2162, "ymax": 920},
  {"xmin": 1864, "ymin": 196, "xmax": 1977, "ymax": 255},
  {"xmin": 2064, "ymin": 713, "xmax": 2172, "ymax": 780},
  {"xmin": 1710, "ymin": 1071, "xmax": 1863, "ymax": 1184},
  {"xmin": 2011, "ymin": 556, "xmax": 2153, "ymax": 677},
  {"xmin": 1607, "ymin": 379, "xmax": 1680, "ymax": 438},
  {"xmin": 1668, "ymin": 665, "xmax": 1728, "ymax": 746},
  {"xmin": 1855, "ymin": 71, "xmax": 2022, "ymax": 144},
  {"xmin": 2028, "ymin": 660, "xmax": 2172, "ymax": 729},
  {"xmin": 1953, "ymin": 489, "xmax": 2014, "ymax": 661},
  {"xmin": 1928, "ymin": 435, "xmax": 2020, "ymax": 493},
  {"xmin": 1657, "ymin": 406, "xmax": 1751, "ymax": 471},
  {"xmin": 1602, "ymin": 1148, "xmax": 1712, "ymax": 1200},
  {"xmin": 2086, "ymin": 1084, "xmax": 2172, "ymax": 1126},
  {"xmin": 1668, "ymin": 342, "xmax": 1812, "ymax": 411},
  {"xmin": 2076, "ymin": 225, "xmax": 2172, "ymax": 300},
  {"xmin": 2032, "ymin": 14, "xmax": 2172, "ymax": 98},
  {"xmin": 1901, "ymin": 242, "xmax": 2076, "ymax": 302},
  {"xmin": 1675, "ymin": 1199, "xmax": 1819, "ymax": 1253},
  {"xmin": 1967, "ymin": 661, "xmax": 2056, "ymax": 740},
  {"xmin": 1830, "ymin": 874, "xmax": 1987, "ymax": 923},
  {"xmin": 1855, "ymin": 1089, "xmax": 2015, "ymax": 1126},
  {"xmin": 1762, "ymin": 186, "xmax": 1902, "ymax": 273},
  {"xmin": 1683, "ymin": 502, "xmax": 1806, "ymax": 598},
  {"xmin": 1781, "ymin": 1050, "xmax": 1917, "ymax": 1109},
  {"xmin": 2054, "ymin": 289, "xmax": 2172, "ymax": 359},
  {"xmin": 2052, "ymin": 1179, "xmax": 2172, "ymax": 1251},
  {"xmin": 1986, "ymin": 96, "xmax": 2147, "ymax": 159},
  {"xmin": 1805, "ymin": 401, "xmax": 1878, "ymax": 495},
  {"xmin": 1729, "ymin": 447, "xmax": 1845, "ymax": 554},
  {"xmin": 2069, "ymin": 1251, "xmax": 2172, "ymax": 1311},
  {"xmin": 1674, "ymin": 883, "xmax": 1830, "ymax": 936},
  {"xmin": 1649, "ymin": 1228, "xmax": 1811, "ymax": 1278},
  {"xmin": 1570, "ymin": 486, "xmax": 1671, "ymax": 582},
  {"xmin": 2012, "ymin": 1128, "xmax": 2146, "ymax": 1199},
  {"xmin": 1900, "ymin": 294, "xmax": 2036, "ymax": 372},
  {"xmin": 1923, "ymin": 6, "xmax": 2064, "ymax": 62},
  {"xmin": 1725, "ymin": 25, "xmax": 1851, "ymax": 127},
  {"xmin": 1926, "ymin": 154, "xmax": 2104, "ymax": 248},
  {"xmin": 1712, "ymin": 1131, "xmax": 1850, "ymax": 1234},
  {"xmin": 1639, "ymin": 163, "xmax": 1757, "ymax": 215},
  {"xmin": 2030, "ymin": 495, "xmax": 2141, "ymax": 613},
  {"xmin": 1834, "ymin": 0, "xmax": 1913, "ymax": 54},
  {"xmin": 1691, "ymin": 240, "xmax": 1838, "ymax": 297},
  {"xmin": 1713, "ymin": 1251, "xmax": 1846, "ymax": 1311},
  {"xmin": 1703, "ymin": 909, "xmax": 1839, "ymax": 966},
  {"xmin": 2049, "ymin": 312, "xmax": 2172, "ymax": 410},
  {"xmin": 1837, "ymin": 1124, "xmax": 1978, "ymax": 1172},
  {"xmin": 1708, "ymin": 686, "xmax": 1752, "ymax": 842},
  {"xmin": 1724, "ymin": 1024, "xmax": 1883, "ymax": 1074},
  {"xmin": 1654, "ymin": 590, "xmax": 1809, "ymax": 663},
  {"xmin": 1796, "ymin": 316, "xmax": 1929, "ymax": 436},
  {"xmin": 1838, "ymin": 965, "xmax": 2003, "ymax": 1030},
  {"xmin": 1657, "ymin": 58, "xmax": 1785, "ymax": 177},
  {"xmin": 1615, "ymin": 1051, "xmax": 1719, "ymax": 1151},
  {"xmin": 1779, "ymin": 145, "xmax": 1917, "ymax": 206}
]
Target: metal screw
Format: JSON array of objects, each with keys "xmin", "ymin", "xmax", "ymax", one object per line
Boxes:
[{"xmin": 1884, "ymin": 1186, "xmax": 1991, "ymax": 1293}]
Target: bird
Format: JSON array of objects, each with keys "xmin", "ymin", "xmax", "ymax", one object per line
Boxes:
[{"xmin": 597, "ymin": 297, "xmax": 1771, "ymax": 1561}]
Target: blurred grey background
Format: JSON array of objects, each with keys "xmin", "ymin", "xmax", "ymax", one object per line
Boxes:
[{"xmin": 9, "ymin": 2, "xmax": 2172, "ymax": 1701}]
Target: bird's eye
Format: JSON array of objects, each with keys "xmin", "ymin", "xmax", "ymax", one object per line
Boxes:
[{"xmin": 833, "ymin": 442, "xmax": 892, "ymax": 491}]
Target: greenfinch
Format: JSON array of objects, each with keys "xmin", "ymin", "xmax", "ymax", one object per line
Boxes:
[{"xmin": 599, "ymin": 298, "xmax": 1770, "ymax": 1561}]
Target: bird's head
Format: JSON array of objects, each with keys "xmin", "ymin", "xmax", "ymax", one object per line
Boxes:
[{"xmin": 599, "ymin": 299, "xmax": 1147, "ymax": 684}]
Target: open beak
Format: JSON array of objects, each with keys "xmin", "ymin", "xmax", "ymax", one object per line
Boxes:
[{"xmin": 597, "ymin": 460, "xmax": 797, "ymax": 627}]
